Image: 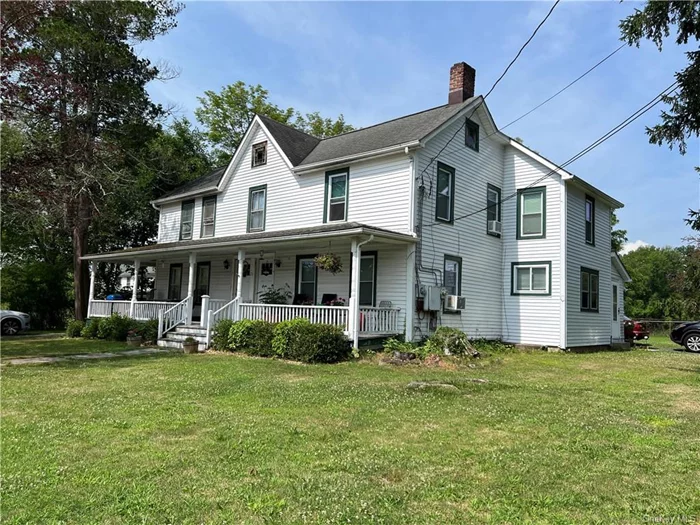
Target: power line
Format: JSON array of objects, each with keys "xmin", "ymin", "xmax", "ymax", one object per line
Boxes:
[
  {"xmin": 417, "ymin": 0, "xmax": 561, "ymax": 184},
  {"xmin": 434, "ymin": 81, "xmax": 678, "ymax": 226},
  {"xmin": 499, "ymin": 43, "xmax": 626, "ymax": 132}
]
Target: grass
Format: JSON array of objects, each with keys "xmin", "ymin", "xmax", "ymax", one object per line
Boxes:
[
  {"xmin": 2, "ymin": 348, "xmax": 699, "ymax": 524},
  {"xmin": 637, "ymin": 333, "xmax": 684, "ymax": 351},
  {"xmin": 1, "ymin": 335, "xmax": 142, "ymax": 360}
]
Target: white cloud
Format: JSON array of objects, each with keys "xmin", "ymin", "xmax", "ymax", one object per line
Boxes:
[{"xmin": 621, "ymin": 240, "xmax": 650, "ymax": 255}]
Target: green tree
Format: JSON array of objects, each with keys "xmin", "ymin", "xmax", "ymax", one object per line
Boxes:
[
  {"xmin": 1, "ymin": 0, "xmax": 182, "ymax": 320},
  {"xmin": 195, "ymin": 82, "xmax": 353, "ymax": 165},
  {"xmin": 620, "ymin": 2, "xmax": 700, "ymax": 227},
  {"xmin": 611, "ymin": 211, "xmax": 628, "ymax": 253}
]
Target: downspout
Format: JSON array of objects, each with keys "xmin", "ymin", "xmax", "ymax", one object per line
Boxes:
[{"xmin": 351, "ymin": 235, "xmax": 374, "ymax": 349}]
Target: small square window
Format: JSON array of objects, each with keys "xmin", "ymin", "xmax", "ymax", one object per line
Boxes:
[
  {"xmin": 465, "ymin": 119, "xmax": 479, "ymax": 152},
  {"xmin": 252, "ymin": 142, "xmax": 267, "ymax": 167}
]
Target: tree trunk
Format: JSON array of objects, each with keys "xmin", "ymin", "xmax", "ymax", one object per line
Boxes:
[{"xmin": 72, "ymin": 193, "xmax": 91, "ymax": 321}]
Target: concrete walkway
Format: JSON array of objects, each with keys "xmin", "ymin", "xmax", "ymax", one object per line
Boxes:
[{"xmin": 3, "ymin": 347, "xmax": 181, "ymax": 366}]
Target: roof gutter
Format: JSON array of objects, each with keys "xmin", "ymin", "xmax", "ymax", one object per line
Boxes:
[
  {"xmin": 569, "ymin": 176, "xmax": 624, "ymax": 209},
  {"xmin": 293, "ymin": 141, "xmax": 421, "ymax": 174},
  {"xmin": 151, "ymin": 186, "xmax": 219, "ymax": 206}
]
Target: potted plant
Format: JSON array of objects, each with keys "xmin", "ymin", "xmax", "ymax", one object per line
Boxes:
[
  {"xmin": 182, "ymin": 336, "xmax": 199, "ymax": 354},
  {"xmin": 259, "ymin": 284, "xmax": 292, "ymax": 305},
  {"xmin": 126, "ymin": 329, "xmax": 143, "ymax": 347},
  {"xmin": 328, "ymin": 297, "xmax": 346, "ymax": 307},
  {"xmin": 314, "ymin": 253, "xmax": 343, "ymax": 274}
]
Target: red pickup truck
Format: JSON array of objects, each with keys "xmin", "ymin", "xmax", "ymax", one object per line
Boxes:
[{"xmin": 623, "ymin": 317, "xmax": 650, "ymax": 341}]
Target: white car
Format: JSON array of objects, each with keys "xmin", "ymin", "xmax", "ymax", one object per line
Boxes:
[{"xmin": 1, "ymin": 310, "xmax": 31, "ymax": 336}]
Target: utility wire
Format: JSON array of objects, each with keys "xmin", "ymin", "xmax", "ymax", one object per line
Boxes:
[
  {"xmin": 432, "ymin": 81, "xmax": 679, "ymax": 226},
  {"xmin": 416, "ymin": 0, "xmax": 561, "ymax": 184}
]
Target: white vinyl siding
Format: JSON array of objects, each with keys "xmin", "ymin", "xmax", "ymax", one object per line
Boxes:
[
  {"xmin": 566, "ymin": 184, "xmax": 613, "ymax": 347},
  {"xmin": 414, "ymin": 108, "xmax": 504, "ymax": 340}
]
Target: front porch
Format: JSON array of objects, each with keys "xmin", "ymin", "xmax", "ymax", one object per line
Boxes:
[{"xmin": 84, "ymin": 225, "xmax": 416, "ymax": 348}]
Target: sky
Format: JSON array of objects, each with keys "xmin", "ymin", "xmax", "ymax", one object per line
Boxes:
[{"xmin": 138, "ymin": 1, "xmax": 700, "ymax": 251}]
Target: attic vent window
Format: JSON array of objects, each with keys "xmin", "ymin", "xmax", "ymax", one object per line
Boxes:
[
  {"xmin": 252, "ymin": 141, "xmax": 267, "ymax": 167},
  {"xmin": 465, "ymin": 119, "xmax": 479, "ymax": 152}
]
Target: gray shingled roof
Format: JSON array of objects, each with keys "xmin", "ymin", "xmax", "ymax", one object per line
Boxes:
[
  {"xmin": 257, "ymin": 115, "xmax": 320, "ymax": 166},
  {"xmin": 297, "ymin": 98, "xmax": 475, "ymax": 166},
  {"xmin": 157, "ymin": 165, "xmax": 226, "ymax": 200},
  {"xmin": 158, "ymin": 98, "xmax": 476, "ymax": 200},
  {"xmin": 84, "ymin": 222, "xmax": 415, "ymax": 260}
]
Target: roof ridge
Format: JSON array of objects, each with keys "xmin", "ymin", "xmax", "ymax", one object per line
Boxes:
[{"xmin": 257, "ymin": 114, "xmax": 320, "ymax": 141}]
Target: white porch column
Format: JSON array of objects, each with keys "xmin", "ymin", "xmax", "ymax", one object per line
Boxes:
[
  {"xmin": 405, "ymin": 246, "xmax": 416, "ymax": 342},
  {"xmin": 88, "ymin": 261, "xmax": 96, "ymax": 318},
  {"xmin": 236, "ymin": 250, "xmax": 245, "ymax": 322},
  {"xmin": 129, "ymin": 259, "xmax": 141, "ymax": 319},
  {"xmin": 201, "ymin": 295, "xmax": 210, "ymax": 329},
  {"xmin": 187, "ymin": 252, "xmax": 197, "ymax": 324},
  {"xmin": 350, "ymin": 238, "xmax": 361, "ymax": 348}
]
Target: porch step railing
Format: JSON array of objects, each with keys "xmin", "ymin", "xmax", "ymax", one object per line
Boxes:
[
  {"xmin": 206, "ymin": 297, "xmax": 240, "ymax": 346},
  {"xmin": 88, "ymin": 300, "xmax": 131, "ymax": 318},
  {"xmin": 158, "ymin": 295, "xmax": 192, "ymax": 339},
  {"xmin": 132, "ymin": 301, "xmax": 174, "ymax": 321},
  {"xmin": 359, "ymin": 307, "xmax": 401, "ymax": 334},
  {"xmin": 239, "ymin": 304, "xmax": 350, "ymax": 330}
]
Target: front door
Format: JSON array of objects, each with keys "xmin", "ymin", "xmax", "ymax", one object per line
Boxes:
[
  {"xmin": 611, "ymin": 284, "xmax": 621, "ymax": 340},
  {"xmin": 256, "ymin": 259, "xmax": 275, "ymax": 302},
  {"xmin": 193, "ymin": 262, "xmax": 211, "ymax": 321}
]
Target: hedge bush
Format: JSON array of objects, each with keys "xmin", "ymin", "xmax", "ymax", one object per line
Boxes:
[
  {"xmin": 138, "ymin": 319, "xmax": 159, "ymax": 344},
  {"xmin": 272, "ymin": 318, "xmax": 350, "ymax": 363},
  {"xmin": 81, "ymin": 318, "xmax": 102, "ymax": 338},
  {"xmin": 229, "ymin": 319, "xmax": 275, "ymax": 356},
  {"xmin": 97, "ymin": 313, "xmax": 137, "ymax": 341},
  {"xmin": 65, "ymin": 319, "xmax": 85, "ymax": 338},
  {"xmin": 211, "ymin": 319, "xmax": 234, "ymax": 350}
]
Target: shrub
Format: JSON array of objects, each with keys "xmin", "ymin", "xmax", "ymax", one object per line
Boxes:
[
  {"xmin": 139, "ymin": 319, "xmax": 159, "ymax": 344},
  {"xmin": 273, "ymin": 319, "xmax": 350, "ymax": 363},
  {"xmin": 229, "ymin": 319, "xmax": 275, "ymax": 356},
  {"xmin": 424, "ymin": 327, "xmax": 479, "ymax": 357},
  {"xmin": 81, "ymin": 318, "xmax": 102, "ymax": 339},
  {"xmin": 470, "ymin": 338, "xmax": 515, "ymax": 354},
  {"xmin": 211, "ymin": 319, "xmax": 234, "ymax": 350},
  {"xmin": 97, "ymin": 313, "xmax": 137, "ymax": 341},
  {"xmin": 383, "ymin": 337, "xmax": 426, "ymax": 359},
  {"xmin": 65, "ymin": 319, "xmax": 85, "ymax": 338}
]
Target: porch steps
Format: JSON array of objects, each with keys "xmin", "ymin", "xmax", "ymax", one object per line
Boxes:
[{"xmin": 157, "ymin": 324, "xmax": 208, "ymax": 352}]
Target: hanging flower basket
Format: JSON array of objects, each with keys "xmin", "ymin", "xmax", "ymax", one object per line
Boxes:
[{"xmin": 314, "ymin": 253, "xmax": 343, "ymax": 274}]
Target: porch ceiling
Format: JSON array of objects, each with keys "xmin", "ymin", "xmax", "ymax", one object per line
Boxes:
[{"xmin": 82, "ymin": 222, "xmax": 416, "ymax": 263}]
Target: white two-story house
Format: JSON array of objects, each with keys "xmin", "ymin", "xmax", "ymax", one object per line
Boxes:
[{"xmin": 84, "ymin": 61, "xmax": 631, "ymax": 350}]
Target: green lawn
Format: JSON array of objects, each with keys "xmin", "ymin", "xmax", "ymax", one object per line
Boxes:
[
  {"xmin": 640, "ymin": 333, "xmax": 685, "ymax": 351},
  {"xmin": 2, "ymin": 349, "xmax": 699, "ymax": 524},
  {"xmin": 1, "ymin": 335, "xmax": 143, "ymax": 360}
]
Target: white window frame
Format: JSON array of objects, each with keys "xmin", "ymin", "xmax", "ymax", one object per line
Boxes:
[
  {"xmin": 511, "ymin": 262, "xmax": 551, "ymax": 295},
  {"xmin": 200, "ymin": 196, "xmax": 216, "ymax": 238},
  {"xmin": 248, "ymin": 185, "xmax": 266, "ymax": 232},
  {"xmin": 518, "ymin": 187, "xmax": 545, "ymax": 239}
]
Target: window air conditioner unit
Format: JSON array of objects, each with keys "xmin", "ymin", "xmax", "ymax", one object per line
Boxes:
[
  {"xmin": 488, "ymin": 220, "xmax": 502, "ymax": 235},
  {"xmin": 445, "ymin": 295, "xmax": 466, "ymax": 311}
]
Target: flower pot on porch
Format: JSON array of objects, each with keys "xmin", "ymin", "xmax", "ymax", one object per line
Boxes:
[
  {"xmin": 182, "ymin": 338, "xmax": 199, "ymax": 354},
  {"xmin": 126, "ymin": 335, "xmax": 143, "ymax": 347}
]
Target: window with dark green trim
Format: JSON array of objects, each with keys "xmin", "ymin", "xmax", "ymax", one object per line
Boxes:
[
  {"xmin": 167, "ymin": 264, "xmax": 182, "ymax": 301},
  {"xmin": 517, "ymin": 186, "xmax": 546, "ymax": 239},
  {"xmin": 443, "ymin": 255, "xmax": 462, "ymax": 296},
  {"xmin": 179, "ymin": 200, "xmax": 195, "ymax": 240},
  {"xmin": 486, "ymin": 184, "xmax": 501, "ymax": 237},
  {"xmin": 324, "ymin": 169, "xmax": 348, "ymax": 222},
  {"xmin": 511, "ymin": 261, "xmax": 551, "ymax": 295},
  {"xmin": 247, "ymin": 185, "xmax": 267, "ymax": 232},
  {"xmin": 435, "ymin": 162, "xmax": 455, "ymax": 223},
  {"xmin": 580, "ymin": 267, "xmax": 599, "ymax": 312},
  {"xmin": 585, "ymin": 195, "xmax": 595, "ymax": 245},
  {"xmin": 200, "ymin": 196, "xmax": 216, "ymax": 238},
  {"xmin": 295, "ymin": 255, "xmax": 318, "ymax": 304},
  {"xmin": 465, "ymin": 119, "xmax": 479, "ymax": 152}
]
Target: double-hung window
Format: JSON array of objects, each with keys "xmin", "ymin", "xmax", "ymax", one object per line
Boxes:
[
  {"xmin": 167, "ymin": 264, "xmax": 182, "ymax": 301},
  {"xmin": 517, "ymin": 186, "xmax": 546, "ymax": 239},
  {"xmin": 486, "ymin": 184, "xmax": 501, "ymax": 236},
  {"xmin": 443, "ymin": 256, "xmax": 462, "ymax": 296},
  {"xmin": 325, "ymin": 169, "xmax": 348, "ymax": 222},
  {"xmin": 511, "ymin": 262, "xmax": 551, "ymax": 295},
  {"xmin": 435, "ymin": 162, "xmax": 455, "ymax": 223},
  {"xmin": 247, "ymin": 185, "xmax": 267, "ymax": 232},
  {"xmin": 580, "ymin": 267, "xmax": 599, "ymax": 312},
  {"xmin": 179, "ymin": 200, "xmax": 195, "ymax": 240},
  {"xmin": 585, "ymin": 195, "xmax": 595, "ymax": 245},
  {"xmin": 296, "ymin": 256, "xmax": 317, "ymax": 303},
  {"xmin": 200, "ymin": 196, "xmax": 216, "ymax": 238},
  {"xmin": 359, "ymin": 253, "xmax": 377, "ymax": 306}
]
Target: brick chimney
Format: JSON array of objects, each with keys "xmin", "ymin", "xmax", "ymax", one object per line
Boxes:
[{"xmin": 448, "ymin": 62, "xmax": 476, "ymax": 105}]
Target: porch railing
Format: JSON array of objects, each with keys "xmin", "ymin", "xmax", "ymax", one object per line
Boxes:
[
  {"xmin": 238, "ymin": 303, "xmax": 350, "ymax": 330},
  {"xmin": 88, "ymin": 300, "xmax": 131, "ymax": 318},
  {"xmin": 206, "ymin": 297, "xmax": 240, "ymax": 346},
  {"xmin": 132, "ymin": 301, "xmax": 174, "ymax": 321},
  {"xmin": 158, "ymin": 295, "xmax": 192, "ymax": 339},
  {"xmin": 359, "ymin": 307, "xmax": 401, "ymax": 334}
]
